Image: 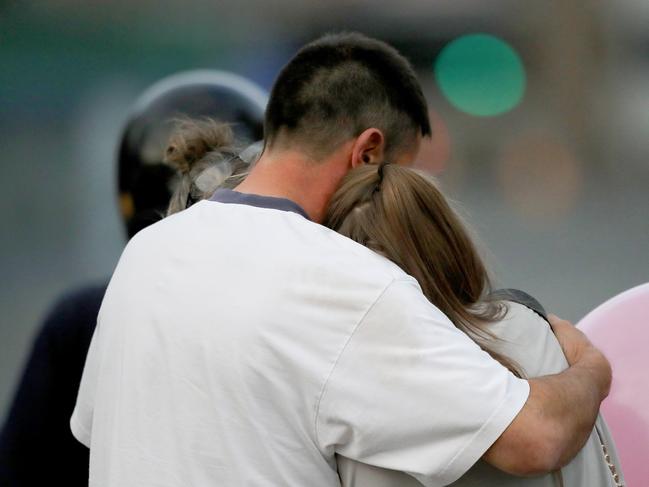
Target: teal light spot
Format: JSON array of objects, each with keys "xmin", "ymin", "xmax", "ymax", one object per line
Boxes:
[{"xmin": 434, "ymin": 34, "xmax": 526, "ymax": 117}]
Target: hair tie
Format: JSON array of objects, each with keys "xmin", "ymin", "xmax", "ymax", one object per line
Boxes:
[{"xmin": 373, "ymin": 161, "xmax": 391, "ymax": 194}]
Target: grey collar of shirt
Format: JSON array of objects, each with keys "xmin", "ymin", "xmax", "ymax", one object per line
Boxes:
[{"xmin": 209, "ymin": 188, "xmax": 311, "ymax": 221}]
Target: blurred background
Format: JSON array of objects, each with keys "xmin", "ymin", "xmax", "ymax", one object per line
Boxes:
[{"xmin": 1, "ymin": 0, "xmax": 648, "ymax": 419}]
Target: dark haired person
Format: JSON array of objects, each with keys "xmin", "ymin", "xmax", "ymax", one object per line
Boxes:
[
  {"xmin": 71, "ymin": 33, "xmax": 611, "ymax": 487},
  {"xmin": 0, "ymin": 70, "xmax": 266, "ymax": 487}
]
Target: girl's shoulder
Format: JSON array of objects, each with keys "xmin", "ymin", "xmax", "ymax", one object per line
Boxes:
[
  {"xmin": 486, "ymin": 293, "xmax": 569, "ymax": 378},
  {"xmin": 490, "ymin": 288, "xmax": 548, "ymax": 321}
]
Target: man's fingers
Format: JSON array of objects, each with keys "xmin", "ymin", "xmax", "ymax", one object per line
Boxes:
[
  {"xmin": 547, "ymin": 313, "xmax": 573, "ymax": 330},
  {"xmin": 548, "ymin": 314, "xmax": 612, "ymax": 398},
  {"xmin": 547, "ymin": 314, "xmax": 589, "ymax": 365}
]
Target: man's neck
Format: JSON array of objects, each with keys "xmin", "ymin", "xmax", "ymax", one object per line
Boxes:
[{"xmin": 234, "ymin": 148, "xmax": 349, "ymax": 223}]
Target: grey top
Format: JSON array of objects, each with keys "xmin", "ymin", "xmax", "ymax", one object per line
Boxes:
[{"xmin": 337, "ymin": 302, "xmax": 624, "ymax": 487}]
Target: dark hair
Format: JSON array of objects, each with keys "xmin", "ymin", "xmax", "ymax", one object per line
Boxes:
[
  {"xmin": 325, "ymin": 164, "xmax": 523, "ymax": 377},
  {"xmin": 265, "ymin": 32, "xmax": 431, "ymax": 159}
]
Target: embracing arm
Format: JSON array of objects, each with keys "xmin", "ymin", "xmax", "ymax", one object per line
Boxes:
[{"xmin": 483, "ymin": 314, "xmax": 611, "ymax": 476}]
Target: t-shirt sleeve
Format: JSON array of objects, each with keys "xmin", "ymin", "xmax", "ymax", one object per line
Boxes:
[
  {"xmin": 315, "ymin": 278, "xmax": 530, "ymax": 487},
  {"xmin": 70, "ymin": 320, "xmax": 103, "ymax": 448}
]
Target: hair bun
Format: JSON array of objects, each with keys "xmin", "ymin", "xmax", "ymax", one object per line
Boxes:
[{"xmin": 164, "ymin": 117, "xmax": 235, "ymax": 174}]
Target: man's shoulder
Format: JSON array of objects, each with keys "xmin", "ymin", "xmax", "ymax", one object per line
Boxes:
[
  {"xmin": 305, "ymin": 224, "xmax": 414, "ymax": 289},
  {"xmin": 130, "ymin": 200, "xmax": 412, "ymax": 285},
  {"xmin": 308, "ymin": 223, "xmax": 410, "ymax": 281}
]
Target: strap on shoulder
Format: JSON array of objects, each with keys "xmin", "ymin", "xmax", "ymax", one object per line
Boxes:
[{"xmin": 490, "ymin": 288, "xmax": 549, "ymax": 323}]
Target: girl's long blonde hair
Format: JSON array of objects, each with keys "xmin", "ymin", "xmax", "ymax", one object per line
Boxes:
[{"xmin": 325, "ymin": 163, "xmax": 522, "ymax": 377}]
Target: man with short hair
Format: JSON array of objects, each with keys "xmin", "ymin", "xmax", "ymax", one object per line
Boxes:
[{"xmin": 72, "ymin": 33, "xmax": 611, "ymax": 486}]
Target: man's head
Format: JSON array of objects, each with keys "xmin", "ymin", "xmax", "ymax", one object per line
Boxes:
[{"xmin": 264, "ymin": 32, "xmax": 431, "ymax": 166}]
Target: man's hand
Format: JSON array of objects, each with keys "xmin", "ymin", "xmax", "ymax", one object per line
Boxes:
[
  {"xmin": 483, "ymin": 314, "xmax": 612, "ymax": 476},
  {"xmin": 548, "ymin": 314, "xmax": 612, "ymax": 400}
]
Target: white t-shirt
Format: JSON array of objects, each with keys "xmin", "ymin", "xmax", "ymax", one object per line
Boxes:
[{"xmin": 71, "ymin": 190, "xmax": 529, "ymax": 487}]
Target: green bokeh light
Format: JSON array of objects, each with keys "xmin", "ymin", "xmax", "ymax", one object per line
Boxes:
[{"xmin": 434, "ymin": 34, "xmax": 526, "ymax": 117}]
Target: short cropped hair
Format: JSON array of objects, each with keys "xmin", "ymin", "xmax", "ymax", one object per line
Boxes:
[{"xmin": 265, "ymin": 32, "xmax": 431, "ymax": 160}]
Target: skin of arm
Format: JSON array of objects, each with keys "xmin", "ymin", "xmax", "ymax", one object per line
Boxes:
[{"xmin": 482, "ymin": 314, "xmax": 612, "ymax": 476}]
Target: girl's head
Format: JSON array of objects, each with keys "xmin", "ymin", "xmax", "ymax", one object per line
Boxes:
[
  {"xmin": 325, "ymin": 163, "xmax": 520, "ymax": 375},
  {"xmin": 326, "ymin": 163, "xmax": 489, "ymax": 312}
]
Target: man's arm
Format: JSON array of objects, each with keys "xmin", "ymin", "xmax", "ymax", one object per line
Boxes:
[
  {"xmin": 316, "ymin": 279, "xmax": 610, "ymax": 485},
  {"xmin": 483, "ymin": 314, "xmax": 611, "ymax": 475}
]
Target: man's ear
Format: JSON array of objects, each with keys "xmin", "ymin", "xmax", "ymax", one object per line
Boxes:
[{"xmin": 350, "ymin": 128, "xmax": 385, "ymax": 168}]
